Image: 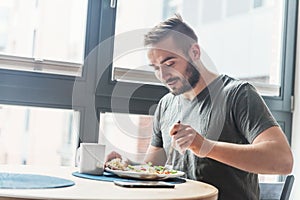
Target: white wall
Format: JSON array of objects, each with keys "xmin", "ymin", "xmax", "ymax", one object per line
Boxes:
[{"xmin": 290, "ymin": 5, "xmax": 300, "ymax": 198}]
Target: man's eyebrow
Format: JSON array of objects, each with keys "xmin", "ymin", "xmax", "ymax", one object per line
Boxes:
[
  {"xmin": 149, "ymin": 56, "xmax": 176, "ymax": 67},
  {"xmin": 160, "ymin": 56, "xmax": 176, "ymax": 64}
]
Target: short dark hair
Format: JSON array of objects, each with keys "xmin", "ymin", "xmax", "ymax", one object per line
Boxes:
[{"xmin": 144, "ymin": 14, "xmax": 198, "ymax": 54}]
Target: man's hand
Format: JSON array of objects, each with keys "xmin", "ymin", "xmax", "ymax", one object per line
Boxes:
[
  {"xmin": 169, "ymin": 122, "xmax": 207, "ymax": 156},
  {"xmin": 105, "ymin": 151, "xmax": 122, "ymax": 162},
  {"xmin": 105, "ymin": 151, "xmax": 129, "ymax": 170}
]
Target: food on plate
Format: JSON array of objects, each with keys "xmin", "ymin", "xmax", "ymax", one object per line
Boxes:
[
  {"xmin": 105, "ymin": 158, "xmax": 128, "ymax": 170},
  {"xmin": 127, "ymin": 163, "xmax": 178, "ymax": 175},
  {"xmin": 106, "ymin": 159, "xmax": 178, "ymax": 175}
]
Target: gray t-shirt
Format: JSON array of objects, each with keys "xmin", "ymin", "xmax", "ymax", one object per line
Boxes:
[{"xmin": 151, "ymin": 75, "xmax": 278, "ymax": 200}]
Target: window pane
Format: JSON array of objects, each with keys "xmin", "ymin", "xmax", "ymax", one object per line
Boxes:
[
  {"xmin": 0, "ymin": 104, "xmax": 79, "ymax": 166},
  {"xmin": 99, "ymin": 112, "xmax": 153, "ymax": 163},
  {"xmin": 113, "ymin": 0, "xmax": 284, "ymax": 96},
  {"xmin": 0, "ymin": 0, "xmax": 88, "ymax": 76}
]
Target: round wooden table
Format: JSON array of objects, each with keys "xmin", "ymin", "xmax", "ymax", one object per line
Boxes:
[{"xmin": 0, "ymin": 165, "xmax": 218, "ymax": 200}]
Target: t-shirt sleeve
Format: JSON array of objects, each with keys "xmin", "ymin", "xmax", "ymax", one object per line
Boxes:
[
  {"xmin": 233, "ymin": 83, "xmax": 279, "ymax": 143},
  {"xmin": 151, "ymin": 99, "xmax": 164, "ymax": 148}
]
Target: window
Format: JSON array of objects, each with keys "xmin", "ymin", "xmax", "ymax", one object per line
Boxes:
[
  {"xmin": 99, "ymin": 112, "xmax": 153, "ymax": 163},
  {"xmin": 0, "ymin": 0, "xmax": 98, "ymax": 166},
  {"xmin": 0, "ymin": 104, "xmax": 79, "ymax": 166},
  {"xmin": 112, "ymin": 0, "xmax": 284, "ymax": 96},
  {"xmin": 0, "ymin": 0, "xmax": 88, "ymax": 76}
]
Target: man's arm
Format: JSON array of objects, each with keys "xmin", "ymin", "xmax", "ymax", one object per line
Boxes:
[
  {"xmin": 192, "ymin": 126, "xmax": 293, "ymax": 174},
  {"xmin": 144, "ymin": 145, "xmax": 167, "ymax": 166}
]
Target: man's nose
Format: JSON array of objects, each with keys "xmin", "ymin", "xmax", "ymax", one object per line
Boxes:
[{"xmin": 159, "ymin": 66, "xmax": 171, "ymax": 81}]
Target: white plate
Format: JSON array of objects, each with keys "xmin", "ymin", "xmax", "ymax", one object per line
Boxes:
[{"xmin": 105, "ymin": 167, "xmax": 185, "ymax": 180}]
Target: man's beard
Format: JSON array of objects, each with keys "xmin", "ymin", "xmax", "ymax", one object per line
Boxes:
[{"xmin": 170, "ymin": 62, "xmax": 200, "ymax": 95}]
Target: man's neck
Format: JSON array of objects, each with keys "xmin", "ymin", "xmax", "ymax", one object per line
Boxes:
[{"xmin": 182, "ymin": 64, "xmax": 219, "ymax": 101}]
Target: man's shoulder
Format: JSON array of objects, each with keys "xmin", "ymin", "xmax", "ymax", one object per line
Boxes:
[
  {"xmin": 221, "ymin": 74, "xmax": 255, "ymax": 93},
  {"xmin": 219, "ymin": 75, "xmax": 262, "ymax": 106}
]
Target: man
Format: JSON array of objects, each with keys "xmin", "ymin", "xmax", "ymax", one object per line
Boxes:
[{"xmin": 107, "ymin": 14, "xmax": 293, "ymax": 199}]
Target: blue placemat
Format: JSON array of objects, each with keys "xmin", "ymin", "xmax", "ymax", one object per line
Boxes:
[
  {"xmin": 72, "ymin": 171, "xmax": 186, "ymax": 184},
  {"xmin": 0, "ymin": 173, "xmax": 75, "ymax": 189}
]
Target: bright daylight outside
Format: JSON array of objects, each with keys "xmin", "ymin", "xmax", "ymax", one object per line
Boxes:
[
  {"xmin": 113, "ymin": 0, "xmax": 283, "ymax": 96},
  {"xmin": 0, "ymin": 0, "xmax": 87, "ymax": 76},
  {"xmin": 0, "ymin": 0, "xmax": 87, "ymax": 167},
  {"xmin": 0, "ymin": 105, "xmax": 79, "ymax": 166}
]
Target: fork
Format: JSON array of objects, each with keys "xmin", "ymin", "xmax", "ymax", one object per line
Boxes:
[{"xmin": 164, "ymin": 120, "xmax": 181, "ymax": 171}]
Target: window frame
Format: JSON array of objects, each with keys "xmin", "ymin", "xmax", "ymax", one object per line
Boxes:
[{"xmin": 262, "ymin": 0, "xmax": 297, "ymax": 113}]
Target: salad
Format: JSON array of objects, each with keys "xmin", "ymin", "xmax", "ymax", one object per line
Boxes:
[
  {"xmin": 106, "ymin": 158, "xmax": 177, "ymax": 174},
  {"xmin": 127, "ymin": 162, "xmax": 178, "ymax": 175}
]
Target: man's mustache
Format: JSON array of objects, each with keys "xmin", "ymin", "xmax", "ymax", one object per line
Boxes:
[{"xmin": 166, "ymin": 77, "xmax": 180, "ymax": 84}]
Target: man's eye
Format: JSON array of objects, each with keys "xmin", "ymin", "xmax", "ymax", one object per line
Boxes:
[{"xmin": 165, "ymin": 62, "xmax": 174, "ymax": 67}]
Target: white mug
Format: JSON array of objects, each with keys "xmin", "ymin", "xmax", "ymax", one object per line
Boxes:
[{"xmin": 76, "ymin": 143, "xmax": 106, "ymax": 175}]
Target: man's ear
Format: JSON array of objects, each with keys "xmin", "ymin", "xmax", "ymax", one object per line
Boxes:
[{"xmin": 188, "ymin": 43, "xmax": 201, "ymax": 61}]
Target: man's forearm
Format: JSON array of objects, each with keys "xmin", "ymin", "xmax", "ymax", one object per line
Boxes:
[{"xmin": 193, "ymin": 139, "xmax": 293, "ymax": 174}]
